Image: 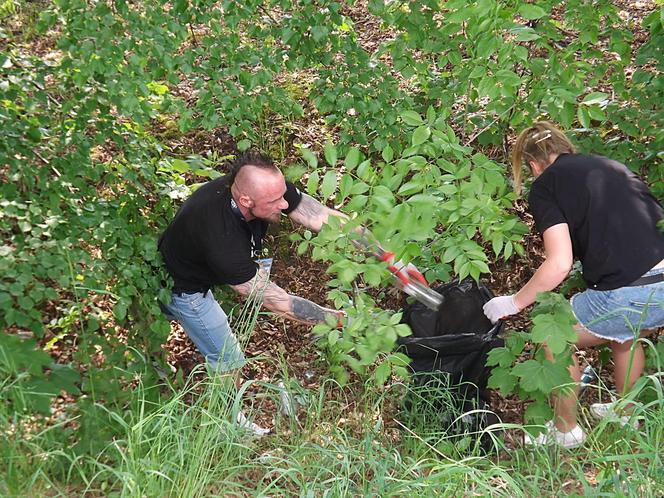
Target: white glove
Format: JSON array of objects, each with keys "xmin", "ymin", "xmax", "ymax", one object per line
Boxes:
[{"xmin": 483, "ymin": 295, "xmax": 519, "ymax": 323}]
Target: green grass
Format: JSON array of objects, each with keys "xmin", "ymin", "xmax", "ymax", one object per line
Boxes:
[
  {"xmin": 2, "ymin": 296, "xmax": 662, "ymax": 497},
  {"xmin": 1, "ymin": 361, "xmax": 662, "ymax": 497}
]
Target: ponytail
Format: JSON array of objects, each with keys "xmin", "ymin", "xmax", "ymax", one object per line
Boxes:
[{"xmin": 511, "ymin": 122, "xmax": 576, "ymax": 195}]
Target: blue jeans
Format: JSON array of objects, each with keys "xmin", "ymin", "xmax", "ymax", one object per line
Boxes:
[
  {"xmin": 571, "ymin": 267, "xmax": 664, "ymax": 343},
  {"xmin": 162, "ymin": 291, "xmax": 246, "ymax": 372}
]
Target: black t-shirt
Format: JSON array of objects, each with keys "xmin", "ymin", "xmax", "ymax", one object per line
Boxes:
[
  {"xmin": 528, "ymin": 153, "xmax": 664, "ymax": 290},
  {"xmin": 158, "ymin": 176, "xmax": 302, "ymax": 292}
]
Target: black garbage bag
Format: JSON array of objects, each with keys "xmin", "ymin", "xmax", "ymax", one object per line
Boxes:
[{"xmin": 398, "ymin": 278, "xmax": 504, "ymax": 452}]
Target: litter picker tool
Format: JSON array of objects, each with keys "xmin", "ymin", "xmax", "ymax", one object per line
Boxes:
[{"xmin": 373, "ymin": 247, "xmax": 443, "ymax": 311}]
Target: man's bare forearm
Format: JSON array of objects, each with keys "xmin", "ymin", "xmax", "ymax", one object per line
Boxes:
[
  {"xmin": 287, "ymin": 193, "xmax": 332, "ymax": 231},
  {"xmin": 289, "ymin": 193, "xmax": 380, "ymax": 254},
  {"xmin": 262, "ymin": 283, "xmax": 337, "ymax": 324},
  {"xmin": 232, "ymin": 271, "xmax": 337, "ymax": 324}
]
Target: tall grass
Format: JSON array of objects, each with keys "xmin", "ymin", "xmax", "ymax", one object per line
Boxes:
[
  {"xmin": 2, "ymin": 360, "xmax": 662, "ymax": 497},
  {"xmin": 2, "ymin": 298, "xmax": 663, "ymax": 497}
]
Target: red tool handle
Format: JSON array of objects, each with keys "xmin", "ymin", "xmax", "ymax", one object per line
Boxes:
[{"xmin": 406, "ymin": 267, "xmax": 429, "ymax": 286}]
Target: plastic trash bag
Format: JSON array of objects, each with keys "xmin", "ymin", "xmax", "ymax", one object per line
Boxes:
[{"xmin": 398, "ymin": 278, "xmax": 504, "ymax": 452}]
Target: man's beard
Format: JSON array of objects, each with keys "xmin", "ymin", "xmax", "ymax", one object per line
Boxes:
[{"xmin": 251, "ymin": 208, "xmax": 282, "ymax": 224}]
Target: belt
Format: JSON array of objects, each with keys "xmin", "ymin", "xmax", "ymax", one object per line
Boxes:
[
  {"xmin": 172, "ymin": 288, "xmax": 209, "ymax": 297},
  {"xmin": 627, "ymin": 272, "xmax": 664, "ymax": 287}
]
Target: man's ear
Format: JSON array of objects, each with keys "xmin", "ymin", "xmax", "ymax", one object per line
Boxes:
[{"xmin": 238, "ymin": 194, "xmax": 254, "ymax": 208}]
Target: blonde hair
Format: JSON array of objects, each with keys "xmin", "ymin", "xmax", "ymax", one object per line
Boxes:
[{"xmin": 511, "ymin": 122, "xmax": 576, "ymax": 195}]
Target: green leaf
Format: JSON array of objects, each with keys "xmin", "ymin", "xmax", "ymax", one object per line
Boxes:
[
  {"xmin": 512, "ymin": 359, "xmax": 572, "ymax": 394},
  {"xmin": 411, "ymin": 126, "xmax": 431, "ymax": 146},
  {"xmin": 471, "ymin": 259, "xmax": 490, "ymax": 274},
  {"xmin": 297, "ymin": 241, "xmax": 309, "ymax": 255},
  {"xmin": 344, "ymin": 147, "xmax": 361, "ymax": 170},
  {"xmin": 350, "ymin": 182, "xmax": 370, "ymax": 195},
  {"xmin": 237, "ymin": 139, "xmax": 251, "ymax": 151},
  {"xmin": 581, "ymin": 92, "xmax": 609, "ymax": 105},
  {"xmin": 400, "ymin": 111, "xmax": 424, "ymax": 127},
  {"xmin": 345, "ymin": 195, "xmax": 368, "ymax": 211},
  {"xmin": 339, "ymin": 266, "xmax": 357, "ymax": 284},
  {"xmin": 511, "ymin": 27, "xmax": 541, "ymax": 41},
  {"xmin": 306, "ymin": 171, "xmax": 320, "ymax": 195},
  {"xmin": 373, "ymin": 361, "xmax": 391, "ymax": 385},
  {"xmin": 394, "ymin": 324, "xmax": 411, "ymax": 338},
  {"xmin": 113, "ymin": 301, "xmax": 128, "ymax": 321},
  {"xmin": 285, "ymin": 165, "xmax": 307, "ymax": 183},
  {"xmin": 524, "ymin": 402, "xmax": 553, "ymax": 425},
  {"xmin": 577, "ymin": 106, "xmax": 591, "ymax": 128},
  {"xmin": 320, "ymin": 170, "xmax": 337, "ymax": 199},
  {"xmin": 531, "ymin": 313, "xmax": 576, "ymax": 355},
  {"xmin": 50, "ymin": 364, "xmax": 81, "ymax": 395},
  {"xmin": 382, "ymin": 144, "xmax": 394, "ymax": 163},
  {"xmin": 486, "ymin": 346, "xmax": 515, "ymax": 368},
  {"xmin": 588, "ymin": 105, "xmax": 606, "ymax": 121},
  {"xmin": 311, "ymin": 25, "xmax": 329, "ymax": 42},
  {"xmin": 488, "ymin": 368, "xmax": 517, "ymax": 394},
  {"xmin": 324, "ymin": 141, "xmax": 337, "ymax": 166},
  {"xmin": 363, "ymin": 264, "xmax": 383, "ymax": 287},
  {"xmin": 301, "ymin": 148, "xmax": 318, "ymax": 168},
  {"xmin": 518, "ymin": 4, "xmax": 547, "ymax": 20},
  {"xmin": 171, "ymin": 159, "xmax": 189, "ymax": 173},
  {"xmin": 338, "ymin": 173, "xmax": 354, "ymax": 201}
]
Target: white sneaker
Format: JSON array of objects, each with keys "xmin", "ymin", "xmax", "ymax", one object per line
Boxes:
[
  {"xmin": 590, "ymin": 402, "xmax": 638, "ymax": 429},
  {"xmin": 236, "ymin": 411, "xmax": 271, "ymax": 437},
  {"xmin": 524, "ymin": 421, "xmax": 586, "ymax": 449}
]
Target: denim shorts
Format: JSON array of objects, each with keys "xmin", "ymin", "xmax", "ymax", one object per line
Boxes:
[
  {"xmin": 162, "ymin": 291, "xmax": 246, "ymax": 372},
  {"xmin": 570, "ymin": 267, "xmax": 664, "ymax": 343}
]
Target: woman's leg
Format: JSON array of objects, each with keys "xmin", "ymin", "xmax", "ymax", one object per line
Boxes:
[
  {"xmin": 553, "ymin": 328, "xmax": 653, "ymax": 429},
  {"xmin": 611, "ymin": 339, "xmax": 644, "ymax": 396},
  {"xmin": 551, "ymin": 325, "xmax": 607, "ymax": 432},
  {"xmin": 610, "ymin": 330, "xmax": 652, "ymax": 410}
]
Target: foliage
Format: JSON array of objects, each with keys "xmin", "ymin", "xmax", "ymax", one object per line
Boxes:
[
  {"xmin": 1, "ymin": 0, "xmax": 664, "ymax": 471},
  {"xmin": 296, "ymin": 115, "xmax": 526, "ymax": 382},
  {"xmin": 486, "ymin": 292, "xmax": 577, "ymax": 426},
  {"xmin": 0, "ymin": 333, "xmax": 79, "ymax": 414},
  {"xmin": 2, "ymin": 372, "xmax": 663, "ymax": 496}
]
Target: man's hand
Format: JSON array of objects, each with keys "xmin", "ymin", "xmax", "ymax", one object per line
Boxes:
[{"xmin": 483, "ymin": 295, "xmax": 520, "ymax": 323}]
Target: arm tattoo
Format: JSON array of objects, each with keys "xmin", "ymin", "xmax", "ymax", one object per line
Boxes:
[
  {"xmin": 290, "ymin": 296, "xmax": 328, "ymax": 323},
  {"xmin": 232, "ymin": 271, "xmax": 334, "ymax": 324},
  {"xmin": 297, "ymin": 194, "xmax": 326, "ymax": 218},
  {"xmin": 289, "ymin": 193, "xmax": 329, "ymax": 231},
  {"xmin": 230, "ymin": 268, "xmax": 271, "ymax": 298}
]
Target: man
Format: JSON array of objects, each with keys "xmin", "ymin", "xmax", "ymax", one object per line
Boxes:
[{"xmin": 158, "ymin": 152, "xmax": 350, "ymax": 434}]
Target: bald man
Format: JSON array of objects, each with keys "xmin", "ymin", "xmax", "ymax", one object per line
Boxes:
[{"xmin": 158, "ymin": 152, "xmax": 346, "ymax": 432}]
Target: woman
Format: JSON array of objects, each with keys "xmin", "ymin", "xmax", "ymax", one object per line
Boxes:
[{"xmin": 483, "ymin": 122, "xmax": 664, "ymax": 448}]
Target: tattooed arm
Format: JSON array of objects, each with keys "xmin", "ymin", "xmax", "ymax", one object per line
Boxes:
[
  {"xmin": 287, "ymin": 192, "xmax": 377, "ymax": 249},
  {"xmin": 231, "ymin": 268, "xmax": 340, "ymax": 324},
  {"xmin": 287, "ymin": 192, "xmax": 424, "ymax": 288},
  {"xmin": 286, "ymin": 192, "xmax": 343, "ymax": 232}
]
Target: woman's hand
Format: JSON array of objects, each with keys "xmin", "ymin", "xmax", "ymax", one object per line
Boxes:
[
  {"xmin": 484, "ymin": 223, "xmax": 573, "ymax": 323},
  {"xmin": 483, "ymin": 295, "xmax": 520, "ymax": 323}
]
